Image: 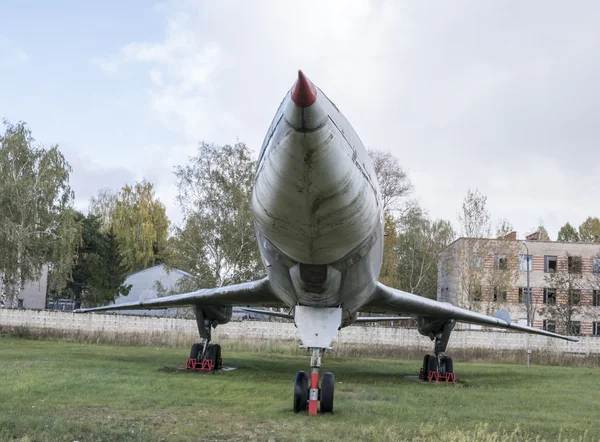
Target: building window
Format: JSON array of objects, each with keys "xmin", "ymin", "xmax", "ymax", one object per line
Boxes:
[
  {"xmin": 543, "ymin": 288, "xmax": 556, "ymax": 305},
  {"xmin": 544, "ymin": 255, "xmax": 557, "ymax": 273},
  {"xmin": 470, "ymin": 285, "xmax": 482, "ymax": 302},
  {"xmin": 568, "ymin": 256, "xmax": 582, "ymax": 274},
  {"xmin": 518, "ymin": 287, "xmax": 532, "ymax": 304},
  {"xmin": 594, "ymin": 258, "xmax": 600, "ymax": 274},
  {"xmin": 569, "ymin": 289, "xmax": 581, "ymax": 305},
  {"xmin": 493, "ymin": 288, "xmax": 507, "ymax": 302},
  {"xmin": 519, "ymin": 254, "xmax": 533, "ymax": 272},
  {"xmin": 594, "ymin": 322, "xmax": 600, "ymax": 336},
  {"xmin": 471, "ymin": 254, "xmax": 483, "ymax": 269},
  {"xmin": 594, "ymin": 290, "xmax": 600, "ymax": 307},
  {"xmin": 568, "ymin": 321, "xmax": 581, "ymax": 336},
  {"xmin": 17, "ymin": 299, "xmax": 24, "ymax": 308},
  {"xmin": 543, "ymin": 319, "xmax": 556, "ymax": 332},
  {"xmin": 495, "ymin": 254, "xmax": 508, "ymax": 270}
]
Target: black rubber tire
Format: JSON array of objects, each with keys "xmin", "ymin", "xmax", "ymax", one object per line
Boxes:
[
  {"xmin": 428, "ymin": 355, "xmax": 439, "ymax": 374},
  {"xmin": 423, "ymin": 354, "xmax": 430, "ymax": 379},
  {"xmin": 213, "ymin": 344, "xmax": 222, "ymax": 369},
  {"xmin": 190, "ymin": 343, "xmax": 201, "ymax": 360},
  {"xmin": 320, "ymin": 372, "xmax": 335, "ymax": 413},
  {"xmin": 444, "ymin": 356, "xmax": 453, "ymax": 374},
  {"xmin": 293, "ymin": 371, "xmax": 309, "ymax": 413}
]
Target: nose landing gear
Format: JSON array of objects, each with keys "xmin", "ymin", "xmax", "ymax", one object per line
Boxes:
[{"xmin": 293, "ymin": 348, "xmax": 335, "ymax": 414}]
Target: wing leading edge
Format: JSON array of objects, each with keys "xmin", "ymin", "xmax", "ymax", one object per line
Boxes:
[
  {"xmin": 74, "ymin": 277, "xmax": 282, "ymax": 313},
  {"xmin": 365, "ymin": 282, "xmax": 579, "ymax": 342}
]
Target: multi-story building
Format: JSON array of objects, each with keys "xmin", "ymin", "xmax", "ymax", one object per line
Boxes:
[{"xmin": 438, "ymin": 231, "xmax": 600, "ymax": 336}]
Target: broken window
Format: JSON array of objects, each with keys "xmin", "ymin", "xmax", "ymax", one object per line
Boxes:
[
  {"xmin": 495, "ymin": 254, "xmax": 508, "ymax": 270},
  {"xmin": 568, "ymin": 256, "xmax": 582, "ymax": 274},
  {"xmin": 17, "ymin": 299, "xmax": 24, "ymax": 308},
  {"xmin": 519, "ymin": 254, "xmax": 533, "ymax": 272},
  {"xmin": 493, "ymin": 288, "xmax": 507, "ymax": 302},
  {"xmin": 569, "ymin": 289, "xmax": 581, "ymax": 305},
  {"xmin": 518, "ymin": 287, "xmax": 532, "ymax": 304},
  {"xmin": 543, "ymin": 319, "xmax": 556, "ymax": 332},
  {"xmin": 593, "ymin": 258, "xmax": 600, "ymax": 274},
  {"xmin": 471, "ymin": 254, "xmax": 483, "ymax": 269},
  {"xmin": 594, "ymin": 322, "xmax": 600, "ymax": 336},
  {"xmin": 544, "ymin": 255, "xmax": 557, "ymax": 273},
  {"xmin": 543, "ymin": 288, "xmax": 556, "ymax": 305},
  {"xmin": 594, "ymin": 290, "xmax": 600, "ymax": 307},
  {"xmin": 569, "ymin": 321, "xmax": 581, "ymax": 336},
  {"xmin": 470, "ymin": 285, "xmax": 482, "ymax": 302}
]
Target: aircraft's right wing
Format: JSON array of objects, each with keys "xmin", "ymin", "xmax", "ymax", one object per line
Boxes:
[
  {"xmin": 363, "ymin": 282, "xmax": 579, "ymax": 342},
  {"xmin": 74, "ymin": 277, "xmax": 283, "ymax": 313}
]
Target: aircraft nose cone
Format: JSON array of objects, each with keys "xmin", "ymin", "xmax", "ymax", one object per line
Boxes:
[
  {"xmin": 291, "ymin": 70, "xmax": 317, "ymax": 108},
  {"xmin": 285, "ymin": 70, "xmax": 326, "ymax": 130}
]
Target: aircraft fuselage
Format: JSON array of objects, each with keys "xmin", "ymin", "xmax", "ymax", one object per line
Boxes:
[{"xmin": 251, "ymin": 72, "xmax": 384, "ymax": 327}]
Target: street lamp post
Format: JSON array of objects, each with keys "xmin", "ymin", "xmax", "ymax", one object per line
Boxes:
[{"xmin": 521, "ymin": 240, "xmax": 531, "ymax": 367}]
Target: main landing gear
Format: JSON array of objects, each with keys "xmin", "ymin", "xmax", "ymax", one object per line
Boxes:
[
  {"xmin": 185, "ymin": 306, "xmax": 223, "ymax": 372},
  {"xmin": 293, "ymin": 348, "xmax": 335, "ymax": 414},
  {"xmin": 419, "ymin": 319, "xmax": 456, "ymax": 383}
]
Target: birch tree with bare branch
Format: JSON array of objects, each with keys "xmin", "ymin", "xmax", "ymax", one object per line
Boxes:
[
  {"xmin": 167, "ymin": 141, "xmax": 262, "ymax": 289},
  {"xmin": 0, "ymin": 120, "xmax": 79, "ymax": 306}
]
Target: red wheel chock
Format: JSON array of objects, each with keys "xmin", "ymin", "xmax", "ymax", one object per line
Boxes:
[
  {"xmin": 185, "ymin": 358, "xmax": 223, "ymax": 371},
  {"xmin": 421, "ymin": 370, "xmax": 456, "ymax": 383}
]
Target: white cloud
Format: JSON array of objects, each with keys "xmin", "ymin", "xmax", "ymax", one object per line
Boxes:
[{"xmin": 93, "ymin": 0, "xmax": 600, "ymax": 238}]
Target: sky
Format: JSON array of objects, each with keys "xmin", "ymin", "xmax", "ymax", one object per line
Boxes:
[{"xmin": 1, "ymin": 0, "xmax": 599, "ymax": 239}]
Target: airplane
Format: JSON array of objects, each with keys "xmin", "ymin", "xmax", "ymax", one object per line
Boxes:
[{"xmin": 75, "ymin": 70, "xmax": 578, "ymax": 415}]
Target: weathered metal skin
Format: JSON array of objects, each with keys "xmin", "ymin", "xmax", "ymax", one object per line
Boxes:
[
  {"xmin": 251, "ymin": 79, "xmax": 384, "ymax": 327},
  {"xmin": 251, "ymin": 85, "xmax": 382, "ymax": 265}
]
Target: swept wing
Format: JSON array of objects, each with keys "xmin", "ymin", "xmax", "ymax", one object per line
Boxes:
[
  {"xmin": 74, "ymin": 278, "xmax": 282, "ymax": 313},
  {"xmin": 364, "ymin": 282, "xmax": 579, "ymax": 342}
]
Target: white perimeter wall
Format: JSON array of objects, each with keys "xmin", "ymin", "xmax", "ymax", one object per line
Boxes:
[{"xmin": 1, "ymin": 308, "xmax": 598, "ymax": 355}]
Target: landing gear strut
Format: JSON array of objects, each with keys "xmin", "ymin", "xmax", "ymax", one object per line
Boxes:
[
  {"xmin": 419, "ymin": 320, "xmax": 456, "ymax": 383},
  {"xmin": 185, "ymin": 306, "xmax": 223, "ymax": 371},
  {"xmin": 293, "ymin": 347, "xmax": 334, "ymax": 414}
]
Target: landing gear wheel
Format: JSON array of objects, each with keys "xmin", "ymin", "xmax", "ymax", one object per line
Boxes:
[
  {"xmin": 443, "ymin": 356, "xmax": 453, "ymax": 374},
  {"xmin": 212, "ymin": 344, "xmax": 222, "ymax": 369},
  {"xmin": 293, "ymin": 371, "xmax": 308, "ymax": 413},
  {"xmin": 320, "ymin": 372, "xmax": 335, "ymax": 413},
  {"xmin": 422, "ymin": 354, "xmax": 430, "ymax": 379},
  {"xmin": 190, "ymin": 343, "xmax": 202, "ymax": 360},
  {"xmin": 428, "ymin": 355, "xmax": 439, "ymax": 374}
]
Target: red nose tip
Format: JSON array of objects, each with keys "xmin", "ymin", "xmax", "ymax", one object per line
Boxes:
[{"xmin": 291, "ymin": 70, "xmax": 317, "ymax": 108}]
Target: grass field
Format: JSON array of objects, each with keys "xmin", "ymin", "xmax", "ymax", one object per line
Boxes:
[{"xmin": 0, "ymin": 334, "xmax": 598, "ymax": 442}]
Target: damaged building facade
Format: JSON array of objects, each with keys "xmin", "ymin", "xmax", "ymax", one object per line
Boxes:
[{"xmin": 438, "ymin": 231, "xmax": 600, "ymax": 336}]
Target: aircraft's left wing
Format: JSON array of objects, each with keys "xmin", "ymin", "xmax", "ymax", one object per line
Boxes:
[
  {"xmin": 74, "ymin": 277, "xmax": 282, "ymax": 313},
  {"xmin": 363, "ymin": 282, "xmax": 579, "ymax": 342}
]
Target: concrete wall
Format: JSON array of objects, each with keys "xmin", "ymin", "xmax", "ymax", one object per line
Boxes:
[{"xmin": 2, "ymin": 308, "xmax": 599, "ymax": 355}]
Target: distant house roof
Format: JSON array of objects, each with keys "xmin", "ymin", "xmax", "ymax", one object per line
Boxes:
[{"xmin": 110, "ymin": 264, "xmax": 196, "ymax": 316}]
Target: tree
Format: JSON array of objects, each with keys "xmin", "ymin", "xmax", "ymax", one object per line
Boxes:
[
  {"xmin": 112, "ymin": 180, "xmax": 170, "ymax": 272},
  {"xmin": 84, "ymin": 227, "xmax": 131, "ymax": 307},
  {"xmin": 458, "ymin": 188, "xmax": 491, "ymax": 238},
  {"xmin": 379, "ymin": 213, "xmax": 400, "ymax": 287},
  {"xmin": 578, "ymin": 217, "xmax": 600, "ymax": 242},
  {"xmin": 395, "ymin": 205, "xmax": 455, "ymax": 299},
  {"xmin": 368, "ymin": 149, "xmax": 413, "ymax": 213},
  {"xmin": 52, "ymin": 213, "xmax": 130, "ymax": 307},
  {"xmin": 449, "ymin": 188, "xmax": 518, "ymax": 313},
  {"xmin": 537, "ymin": 225, "xmax": 551, "ymax": 241},
  {"xmin": 0, "ymin": 120, "xmax": 79, "ymax": 307},
  {"xmin": 88, "ymin": 187, "xmax": 117, "ymax": 231},
  {"xmin": 557, "ymin": 223, "xmax": 579, "ymax": 242},
  {"xmin": 167, "ymin": 141, "xmax": 262, "ymax": 287},
  {"xmin": 540, "ymin": 252, "xmax": 585, "ymax": 335}
]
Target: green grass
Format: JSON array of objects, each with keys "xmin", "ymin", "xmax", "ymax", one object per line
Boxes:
[{"xmin": 0, "ymin": 334, "xmax": 598, "ymax": 442}]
